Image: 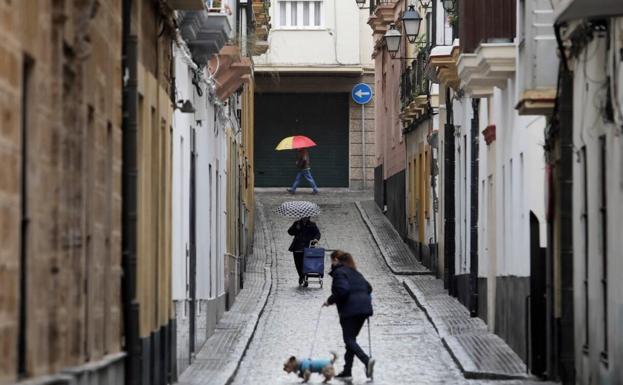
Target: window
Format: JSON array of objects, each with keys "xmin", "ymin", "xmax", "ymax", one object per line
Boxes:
[{"xmin": 277, "ymin": 0, "xmax": 323, "ymax": 28}]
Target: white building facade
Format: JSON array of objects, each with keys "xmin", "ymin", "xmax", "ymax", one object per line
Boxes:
[
  {"xmin": 551, "ymin": 2, "xmax": 623, "ymax": 382},
  {"xmin": 427, "ymin": 0, "xmax": 553, "ymax": 374},
  {"xmin": 252, "ymin": 0, "xmax": 375, "ymax": 190},
  {"xmin": 170, "ymin": 0, "xmax": 260, "ymax": 376}
]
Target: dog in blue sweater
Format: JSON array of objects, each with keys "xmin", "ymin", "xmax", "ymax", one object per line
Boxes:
[{"xmin": 283, "ymin": 352, "xmax": 337, "ymax": 383}]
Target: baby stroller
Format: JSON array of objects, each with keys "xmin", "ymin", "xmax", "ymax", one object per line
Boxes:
[{"xmin": 303, "ymin": 241, "xmax": 325, "ymax": 288}]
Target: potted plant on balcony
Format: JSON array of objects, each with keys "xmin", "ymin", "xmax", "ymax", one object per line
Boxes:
[{"xmin": 447, "ymin": 12, "xmax": 458, "ymax": 30}]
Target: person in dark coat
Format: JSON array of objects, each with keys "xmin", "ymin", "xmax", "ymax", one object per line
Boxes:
[
  {"xmin": 322, "ymin": 250, "xmax": 375, "ymax": 381},
  {"xmin": 287, "ymin": 217, "xmax": 321, "ymax": 286}
]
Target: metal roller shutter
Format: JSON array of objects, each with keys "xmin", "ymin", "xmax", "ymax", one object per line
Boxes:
[{"xmin": 254, "ymin": 92, "xmax": 349, "ymax": 187}]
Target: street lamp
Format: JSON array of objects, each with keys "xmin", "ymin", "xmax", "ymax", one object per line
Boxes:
[
  {"xmin": 442, "ymin": 0, "xmax": 455, "ymax": 12},
  {"xmin": 401, "ymin": 5, "xmax": 422, "ymax": 44},
  {"xmin": 355, "ymin": 0, "xmax": 366, "ymax": 9},
  {"xmin": 384, "ymin": 24, "xmax": 402, "ymax": 58}
]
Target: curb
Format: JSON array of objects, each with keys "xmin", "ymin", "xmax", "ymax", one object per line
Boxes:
[
  {"xmin": 223, "ymin": 201, "xmax": 275, "ymax": 385},
  {"xmin": 355, "ymin": 201, "xmax": 431, "ymax": 276},
  {"xmin": 402, "ymin": 280, "xmax": 440, "ymax": 336},
  {"xmin": 403, "ymin": 279, "xmax": 530, "ymax": 381},
  {"xmin": 177, "ymin": 201, "xmax": 275, "ymax": 385}
]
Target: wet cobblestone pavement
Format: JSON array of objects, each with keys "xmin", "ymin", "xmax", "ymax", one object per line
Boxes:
[{"xmin": 229, "ymin": 191, "xmax": 556, "ymax": 385}]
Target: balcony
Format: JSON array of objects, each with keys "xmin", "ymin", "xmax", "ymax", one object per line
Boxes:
[
  {"xmin": 252, "ymin": 0, "xmax": 271, "ymax": 55},
  {"xmin": 369, "ymin": 0, "xmax": 398, "ymax": 19},
  {"xmin": 178, "ymin": 8, "xmax": 233, "ymax": 65},
  {"xmin": 368, "ymin": 0, "xmax": 398, "ymax": 41},
  {"xmin": 208, "ymin": 45, "xmax": 253, "ymax": 100},
  {"xmin": 400, "ymin": 49, "xmax": 430, "ymax": 125},
  {"xmin": 516, "ymin": 0, "xmax": 558, "ymax": 115},
  {"xmin": 554, "ymin": 0, "xmax": 623, "ymax": 23},
  {"xmin": 457, "ymin": 41, "xmax": 516, "ymax": 96},
  {"xmin": 458, "ymin": 0, "xmax": 516, "ymax": 54},
  {"xmin": 428, "ymin": 40, "xmax": 460, "ymax": 90}
]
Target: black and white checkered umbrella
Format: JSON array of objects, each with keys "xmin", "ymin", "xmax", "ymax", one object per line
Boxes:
[{"xmin": 275, "ymin": 201, "xmax": 321, "ymax": 218}]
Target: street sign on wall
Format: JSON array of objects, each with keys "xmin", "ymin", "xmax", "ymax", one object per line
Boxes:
[{"xmin": 351, "ymin": 83, "xmax": 373, "ymax": 105}]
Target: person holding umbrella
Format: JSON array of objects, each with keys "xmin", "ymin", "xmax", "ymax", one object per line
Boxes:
[
  {"xmin": 275, "ymin": 136, "xmax": 319, "ymax": 195},
  {"xmin": 276, "ymin": 201, "xmax": 323, "ymax": 287},
  {"xmin": 288, "ymin": 148, "xmax": 319, "ymax": 195},
  {"xmin": 287, "ymin": 216, "xmax": 321, "ymax": 287}
]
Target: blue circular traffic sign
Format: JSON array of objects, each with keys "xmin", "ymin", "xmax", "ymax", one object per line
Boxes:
[{"xmin": 352, "ymin": 83, "xmax": 373, "ymax": 105}]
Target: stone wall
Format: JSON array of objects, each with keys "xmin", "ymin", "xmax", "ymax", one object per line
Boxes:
[
  {"xmin": 0, "ymin": 0, "xmax": 123, "ymax": 383},
  {"xmin": 349, "ymin": 73, "xmax": 375, "ymax": 190}
]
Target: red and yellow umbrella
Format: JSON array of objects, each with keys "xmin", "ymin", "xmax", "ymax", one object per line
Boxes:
[{"xmin": 275, "ymin": 135, "xmax": 317, "ymax": 151}]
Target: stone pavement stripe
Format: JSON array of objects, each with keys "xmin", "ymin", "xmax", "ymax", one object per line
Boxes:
[
  {"xmin": 355, "ymin": 200, "xmax": 431, "ymax": 275},
  {"xmin": 403, "ymin": 277, "xmax": 530, "ymax": 380},
  {"xmin": 443, "ymin": 334, "xmax": 528, "ymax": 380},
  {"xmin": 177, "ymin": 200, "xmax": 276, "ymax": 385},
  {"xmin": 355, "ymin": 198, "xmax": 540, "ymax": 382}
]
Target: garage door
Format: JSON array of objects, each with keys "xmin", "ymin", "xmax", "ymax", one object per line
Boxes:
[{"xmin": 254, "ymin": 93, "xmax": 349, "ymax": 187}]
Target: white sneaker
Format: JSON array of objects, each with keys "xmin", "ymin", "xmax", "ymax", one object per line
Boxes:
[{"xmin": 366, "ymin": 358, "xmax": 375, "ymax": 379}]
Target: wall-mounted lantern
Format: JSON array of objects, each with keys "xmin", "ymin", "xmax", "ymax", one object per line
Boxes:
[
  {"xmin": 402, "ymin": 5, "xmax": 423, "ymax": 44},
  {"xmin": 442, "ymin": 0, "xmax": 456, "ymax": 12},
  {"xmin": 384, "ymin": 24, "xmax": 403, "ymax": 58}
]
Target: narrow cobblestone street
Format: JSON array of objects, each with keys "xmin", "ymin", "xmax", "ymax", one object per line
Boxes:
[{"xmin": 227, "ymin": 192, "xmax": 553, "ymax": 385}]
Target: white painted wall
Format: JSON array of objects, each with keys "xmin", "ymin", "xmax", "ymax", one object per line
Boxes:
[
  {"xmin": 452, "ymin": 96, "xmax": 473, "ymax": 276},
  {"xmin": 254, "ymin": 0, "xmax": 373, "ymax": 67},
  {"xmin": 570, "ymin": 20, "xmax": 623, "ymax": 384},
  {"xmin": 172, "ymin": 49, "xmax": 193, "ymax": 301},
  {"xmin": 477, "ymin": 98, "xmax": 490, "ymax": 279},
  {"xmin": 172, "ymin": 46, "xmax": 228, "ymax": 303},
  {"xmin": 489, "ymin": 79, "xmax": 546, "ymax": 278}
]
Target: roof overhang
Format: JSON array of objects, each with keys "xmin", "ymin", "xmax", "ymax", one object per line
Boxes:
[
  {"xmin": 555, "ymin": 0, "xmax": 623, "ymax": 23},
  {"xmin": 254, "ymin": 65, "xmax": 365, "ymax": 75}
]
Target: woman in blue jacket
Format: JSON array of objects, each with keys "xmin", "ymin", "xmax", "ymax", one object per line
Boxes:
[{"xmin": 323, "ymin": 250, "xmax": 375, "ymax": 381}]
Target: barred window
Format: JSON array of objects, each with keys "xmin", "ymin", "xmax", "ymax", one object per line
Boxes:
[{"xmin": 277, "ymin": 0, "xmax": 323, "ymax": 28}]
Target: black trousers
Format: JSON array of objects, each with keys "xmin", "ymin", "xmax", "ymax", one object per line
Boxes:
[
  {"xmin": 340, "ymin": 315, "xmax": 370, "ymax": 374},
  {"xmin": 293, "ymin": 251, "xmax": 304, "ymax": 279}
]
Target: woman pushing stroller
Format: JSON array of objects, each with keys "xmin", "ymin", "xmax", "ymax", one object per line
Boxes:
[{"xmin": 323, "ymin": 250, "xmax": 375, "ymax": 381}]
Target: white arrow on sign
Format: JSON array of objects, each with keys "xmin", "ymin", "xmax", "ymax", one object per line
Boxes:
[{"xmin": 355, "ymin": 89, "xmax": 371, "ymax": 99}]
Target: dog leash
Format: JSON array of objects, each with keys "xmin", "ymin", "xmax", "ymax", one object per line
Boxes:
[
  {"xmin": 308, "ymin": 306, "xmax": 323, "ymax": 358},
  {"xmin": 367, "ymin": 317, "xmax": 372, "ymax": 358}
]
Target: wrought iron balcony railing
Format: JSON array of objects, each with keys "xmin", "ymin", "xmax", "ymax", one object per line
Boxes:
[
  {"xmin": 400, "ymin": 48, "xmax": 429, "ymax": 110},
  {"xmin": 369, "ymin": 0, "xmax": 395, "ymax": 15}
]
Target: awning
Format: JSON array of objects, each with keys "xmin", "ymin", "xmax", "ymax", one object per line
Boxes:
[{"xmin": 556, "ymin": 0, "xmax": 623, "ymax": 23}]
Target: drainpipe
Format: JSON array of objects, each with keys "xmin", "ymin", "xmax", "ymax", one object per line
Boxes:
[
  {"xmin": 469, "ymin": 98, "xmax": 479, "ymax": 317},
  {"xmin": 122, "ymin": 0, "xmax": 141, "ymax": 383},
  {"xmin": 189, "ymin": 129, "xmax": 197, "ymax": 358},
  {"xmin": 443, "ymin": 86, "xmax": 456, "ymax": 295}
]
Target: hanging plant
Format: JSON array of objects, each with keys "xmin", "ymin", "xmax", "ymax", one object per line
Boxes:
[{"xmin": 447, "ymin": 12, "xmax": 458, "ymax": 29}]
